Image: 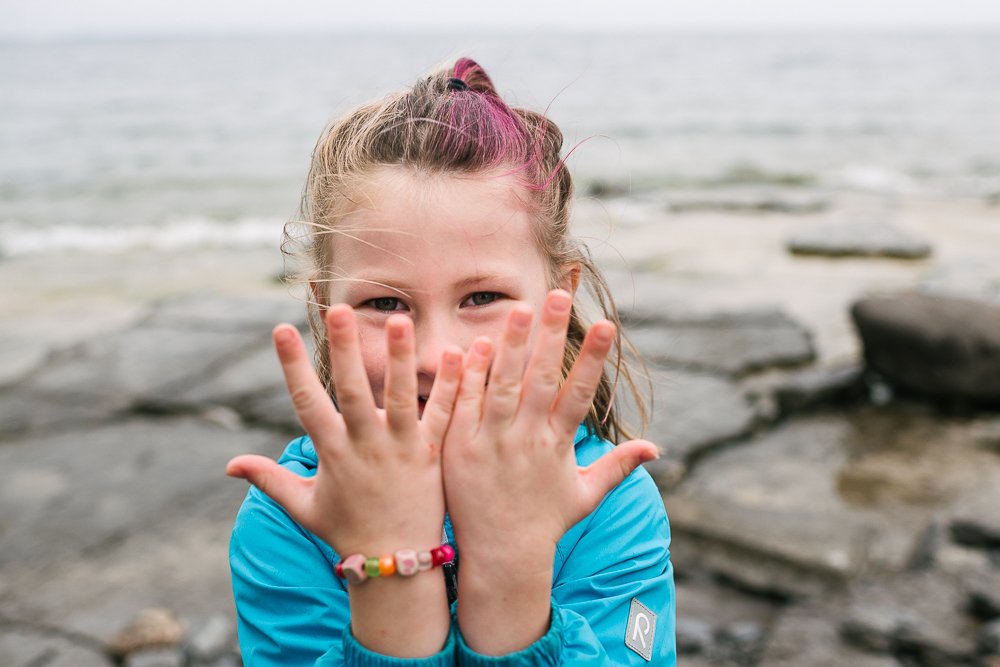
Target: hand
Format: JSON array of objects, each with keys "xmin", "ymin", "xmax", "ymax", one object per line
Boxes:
[
  {"xmin": 226, "ymin": 305, "xmax": 462, "ymax": 558},
  {"xmin": 442, "ymin": 289, "xmax": 659, "ymax": 653}
]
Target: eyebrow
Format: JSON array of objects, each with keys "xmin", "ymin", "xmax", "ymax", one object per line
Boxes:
[{"xmin": 342, "ymin": 272, "xmax": 519, "ymax": 294}]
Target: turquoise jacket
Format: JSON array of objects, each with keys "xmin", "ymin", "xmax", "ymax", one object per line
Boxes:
[{"xmin": 230, "ymin": 425, "xmax": 676, "ymax": 665}]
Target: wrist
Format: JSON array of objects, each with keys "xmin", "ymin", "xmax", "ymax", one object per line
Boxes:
[{"xmin": 455, "ymin": 551, "xmax": 555, "ymax": 656}]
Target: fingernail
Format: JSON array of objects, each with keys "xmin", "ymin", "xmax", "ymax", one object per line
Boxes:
[
  {"xmin": 473, "ymin": 339, "xmax": 492, "ymax": 356},
  {"xmin": 594, "ymin": 323, "xmax": 615, "ymax": 343},
  {"xmin": 550, "ymin": 292, "xmax": 571, "ymax": 313},
  {"xmin": 511, "ymin": 308, "xmax": 532, "ymax": 328},
  {"xmin": 273, "ymin": 326, "xmax": 294, "ymax": 344},
  {"xmin": 443, "ymin": 349, "xmax": 462, "ymax": 367}
]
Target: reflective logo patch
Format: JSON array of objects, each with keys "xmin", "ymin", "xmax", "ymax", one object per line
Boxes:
[{"xmin": 624, "ymin": 597, "xmax": 656, "ymax": 661}]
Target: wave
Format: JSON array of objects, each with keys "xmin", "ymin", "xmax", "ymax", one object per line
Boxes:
[{"xmin": 0, "ymin": 216, "xmax": 282, "ymax": 257}]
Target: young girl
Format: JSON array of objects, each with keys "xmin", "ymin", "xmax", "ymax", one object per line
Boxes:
[{"xmin": 226, "ymin": 58, "xmax": 676, "ymax": 665}]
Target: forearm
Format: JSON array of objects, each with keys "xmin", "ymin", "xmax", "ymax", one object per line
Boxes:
[
  {"xmin": 348, "ymin": 570, "xmax": 452, "ymax": 657},
  {"xmin": 454, "ymin": 547, "xmax": 555, "ymax": 655}
]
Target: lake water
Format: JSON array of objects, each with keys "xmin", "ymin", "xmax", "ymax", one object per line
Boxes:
[{"xmin": 1, "ymin": 31, "xmax": 998, "ymax": 256}]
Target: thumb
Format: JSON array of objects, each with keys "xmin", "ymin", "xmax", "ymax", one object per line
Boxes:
[
  {"xmin": 227, "ymin": 454, "xmax": 313, "ymax": 518},
  {"xmin": 580, "ymin": 439, "xmax": 660, "ymax": 507}
]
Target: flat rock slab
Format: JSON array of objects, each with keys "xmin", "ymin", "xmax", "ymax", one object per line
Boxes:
[
  {"xmin": 0, "ymin": 416, "xmax": 280, "ymax": 569},
  {"xmin": 0, "ymin": 627, "xmax": 111, "ymax": 667},
  {"xmin": 842, "ymin": 573, "xmax": 983, "ymax": 663},
  {"xmin": 666, "ymin": 408, "xmax": 1000, "ymax": 598},
  {"xmin": 852, "ymin": 292, "xmax": 1000, "ymax": 406},
  {"xmin": 665, "ymin": 188, "xmax": 830, "ymax": 214},
  {"xmin": 0, "ymin": 416, "xmax": 286, "ymax": 647},
  {"xmin": 639, "ymin": 366, "xmax": 756, "ymax": 465},
  {"xmin": 787, "ymin": 221, "xmax": 932, "ymax": 259},
  {"xmin": 628, "ymin": 309, "xmax": 815, "ymax": 376},
  {"xmin": 0, "ymin": 295, "xmax": 306, "ymax": 438},
  {"xmin": 761, "ymin": 603, "xmax": 902, "ymax": 667}
]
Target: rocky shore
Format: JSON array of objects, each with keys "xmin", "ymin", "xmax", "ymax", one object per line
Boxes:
[{"xmin": 2, "ymin": 194, "xmax": 999, "ymax": 666}]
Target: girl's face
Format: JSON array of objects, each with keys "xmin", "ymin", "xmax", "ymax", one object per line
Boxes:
[{"xmin": 326, "ymin": 167, "xmax": 564, "ymax": 410}]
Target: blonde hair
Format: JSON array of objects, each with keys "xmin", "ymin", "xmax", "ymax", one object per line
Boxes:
[{"xmin": 285, "ymin": 58, "xmax": 648, "ymax": 443}]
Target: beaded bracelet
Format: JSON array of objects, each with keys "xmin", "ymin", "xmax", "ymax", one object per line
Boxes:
[{"xmin": 335, "ymin": 545, "xmax": 455, "ymax": 585}]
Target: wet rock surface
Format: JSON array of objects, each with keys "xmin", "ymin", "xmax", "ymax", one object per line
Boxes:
[
  {"xmin": 852, "ymin": 292, "xmax": 1000, "ymax": 407},
  {"xmin": 787, "ymin": 221, "xmax": 933, "ymax": 258},
  {"xmin": 3, "ymin": 287, "xmax": 1000, "ymax": 666}
]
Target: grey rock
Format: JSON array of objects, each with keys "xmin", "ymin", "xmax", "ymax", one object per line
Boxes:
[
  {"xmin": 979, "ymin": 619, "xmax": 1000, "ymax": 655},
  {"xmin": 628, "ymin": 309, "xmax": 815, "ymax": 376},
  {"xmin": 840, "ymin": 604, "xmax": 919, "ymax": 653},
  {"xmin": 0, "ymin": 628, "xmax": 111, "ymax": 666},
  {"xmin": 675, "ymin": 617, "xmax": 714, "ymax": 655},
  {"xmin": 209, "ymin": 654, "xmax": 243, "ymax": 667},
  {"xmin": 665, "ymin": 188, "xmax": 830, "ymax": 214},
  {"xmin": 761, "ymin": 604, "xmax": 902, "ymax": 667},
  {"xmin": 849, "ymin": 573, "xmax": 981, "ymax": 664},
  {"xmin": 743, "ymin": 364, "xmax": 864, "ymax": 417},
  {"xmin": 625, "ymin": 366, "xmax": 755, "ymax": 470},
  {"xmin": 142, "ymin": 294, "xmax": 306, "ymax": 332},
  {"xmin": 787, "ymin": 221, "xmax": 932, "ymax": 259},
  {"xmin": 185, "ymin": 615, "xmax": 235, "ymax": 662},
  {"xmin": 667, "ymin": 412, "xmax": 952, "ymax": 598},
  {"xmin": 0, "ymin": 417, "xmax": 279, "ymax": 568},
  {"xmin": 965, "ymin": 571, "xmax": 1000, "ymax": 621},
  {"xmin": 851, "ymin": 293, "xmax": 1000, "ymax": 406},
  {"xmin": 125, "ymin": 647, "xmax": 184, "ymax": 667}
]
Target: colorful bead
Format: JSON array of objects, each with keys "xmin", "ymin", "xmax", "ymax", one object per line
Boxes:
[
  {"xmin": 395, "ymin": 549, "xmax": 419, "ymax": 576},
  {"xmin": 340, "ymin": 554, "xmax": 368, "ymax": 584},
  {"xmin": 417, "ymin": 550, "xmax": 433, "ymax": 572},
  {"xmin": 431, "ymin": 544, "xmax": 455, "ymax": 566},
  {"xmin": 378, "ymin": 555, "xmax": 396, "ymax": 576},
  {"xmin": 364, "ymin": 557, "xmax": 381, "ymax": 577}
]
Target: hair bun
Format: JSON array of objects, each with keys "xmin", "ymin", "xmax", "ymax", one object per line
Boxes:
[{"xmin": 451, "ymin": 58, "xmax": 497, "ymax": 95}]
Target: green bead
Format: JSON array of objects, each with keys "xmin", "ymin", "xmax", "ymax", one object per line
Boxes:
[{"xmin": 364, "ymin": 557, "xmax": 381, "ymax": 577}]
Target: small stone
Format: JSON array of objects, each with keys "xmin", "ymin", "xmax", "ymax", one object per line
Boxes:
[
  {"xmin": 717, "ymin": 621, "xmax": 765, "ymax": 660},
  {"xmin": 107, "ymin": 608, "xmax": 185, "ymax": 658},
  {"xmin": 980, "ymin": 619, "xmax": 1000, "ymax": 655},
  {"xmin": 676, "ymin": 617, "xmax": 714, "ymax": 655},
  {"xmin": 185, "ymin": 614, "xmax": 235, "ymax": 662},
  {"xmin": 840, "ymin": 604, "xmax": 918, "ymax": 653},
  {"xmin": 125, "ymin": 647, "xmax": 184, "ymax": 667}
]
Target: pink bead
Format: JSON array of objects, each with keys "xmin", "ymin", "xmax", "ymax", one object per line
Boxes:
[
  {"xmin": 431, "ymin": 544, "xmax": 455, "ymax": 566},
  {"xmin": 395, "ymin": 549, "xmax": 419, "ymax": 576},
  {"xmin": 339, "ymin": 553, "xmax": 368, "ymax": 584},
  {"xmin": 417, "ymin": 550, "xmax": 433, "ymax": 572}
]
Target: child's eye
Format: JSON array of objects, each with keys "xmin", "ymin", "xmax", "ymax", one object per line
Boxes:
[
  {"xmin": 462, "ymin": 292, "xmax": 501, "ymax": 307},
  {"xmin": 364, "ymin": 297, "xmax": 407, "ymax": 312}
]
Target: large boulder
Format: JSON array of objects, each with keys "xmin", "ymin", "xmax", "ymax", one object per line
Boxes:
[{"xmin": 851, "ymin": 293, "xmax": 1000, "ymax": 406}]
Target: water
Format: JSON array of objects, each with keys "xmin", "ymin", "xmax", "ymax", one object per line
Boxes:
[{"xmin": 1, "ymin": 31, "xmax": 998, "ymax": 256}]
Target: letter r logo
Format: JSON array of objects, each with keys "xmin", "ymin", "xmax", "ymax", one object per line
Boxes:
[{"xmin": 624, "ymin": 597, "xmax": 656, "ymax": 661}]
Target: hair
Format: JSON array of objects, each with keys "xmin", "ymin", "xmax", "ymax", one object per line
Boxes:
[{"xmin": 286, "ymin": 57, "xmax": 648, "ymax": 443}]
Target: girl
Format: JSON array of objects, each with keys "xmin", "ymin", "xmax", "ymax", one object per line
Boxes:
[{"xmin": 227, "ymin": 58, "xmax": 676, "ymax": 665}]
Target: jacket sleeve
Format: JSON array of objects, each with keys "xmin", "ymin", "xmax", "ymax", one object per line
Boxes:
[
  {"xmin": 230, "ymin": 483, "xmax": 457, "ymax": 666},
  {"xmin": 453, "ymin": 464, "xmax": 677, "ymax": 666}
]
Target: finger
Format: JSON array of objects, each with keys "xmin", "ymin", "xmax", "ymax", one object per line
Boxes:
[
  {"xmin": 325, "ymin": 305, "xmax": 378, "ymax": 437},
  {"xmin": 578, "ymin": 440, "xmax": 660, "ymax": 511},
  {"xmin": 421, "ymin": 346, "xmax": 464, "ymax": 446},
  {"xmin": 482, "ymin": 304, "xmax": 533, "ymax": 426},
  {"xmin": 273, "ymin": 323, "xmax": 344, "ymax": 450},
  {"xmin": 383, "ymin": 314, "xmax": 418, "ymax": 435},
  {"xmin": 549, "ymin": 320, "xmax": 616, "ymax": 441},
  {"xmin": 519, "ymin": 290, "xmax": 573, "ymax": 422},
  {"xmin": 448, "ymin": 337, "xmax": 493, "ymax": 440},
  {"xmin": 226, "ymin": 454, "xmax": 315, "ymax": 521}
]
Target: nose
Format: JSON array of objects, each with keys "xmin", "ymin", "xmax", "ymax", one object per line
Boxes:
[{"xmin": 413, "ymin": 312, "xmax": 467, "ymax": 382}]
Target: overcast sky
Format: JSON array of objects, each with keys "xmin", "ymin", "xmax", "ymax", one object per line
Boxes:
[{"xmin": 3, "ymin": 0, "xmax": 1000, "ymax": 38}]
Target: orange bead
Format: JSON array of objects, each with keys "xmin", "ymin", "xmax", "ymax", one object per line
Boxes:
[{"xmin": 378, "ymin": 555, "xmax": 396, "ymax": 576}]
